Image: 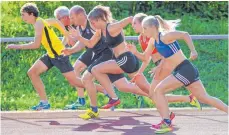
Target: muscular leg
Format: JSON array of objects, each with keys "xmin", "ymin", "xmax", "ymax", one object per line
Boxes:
[{"xmin": 27, "ymin": 59, "xmax": 49, "ymax": 101}]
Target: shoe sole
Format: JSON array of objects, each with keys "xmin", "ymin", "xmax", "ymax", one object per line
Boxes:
[{"xmin": 102, "ymin": 100, "xmax": 121, "ymax": 109}]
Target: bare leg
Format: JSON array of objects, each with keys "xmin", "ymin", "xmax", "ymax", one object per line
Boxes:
[
  {"xmin": 150, "ymin": 62, "xmax": 190, "ymax": 103},
  {"xmin": 153, "ymin": 75, "xmax": 184, "ymax": 119},
  {"xmin": 113, "ymin": 78, "xmax": 149, "ymax": 97},
  {"xmin": 62, "ymin": 71, "xmax": 84, "ymax": 88},
  {"xmin": 73, "ymin": 60, "xmax": 86, "ymax": 98},
  {"xmin": 92, "ymin": 60, "xmax": 123, "ymax": 99},
  {"xmin": 187, "ymin": 80, "xmax": 228, "ymax": 113},
  {"xmin": 128, "ymin": 73, "xmax": 150, "ymax": 94},
  {"xmin": 27, "ymin": 59, "xmax": 48, "ymax": 101},
  {"xmin": 82, "ymin": 71, "xmax": 97, "ymax": 107}
]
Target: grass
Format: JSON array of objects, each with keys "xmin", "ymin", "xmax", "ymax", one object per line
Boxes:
[{"xmin": 1, "ymin": 2, "xmax": 228, "ymax": 110}]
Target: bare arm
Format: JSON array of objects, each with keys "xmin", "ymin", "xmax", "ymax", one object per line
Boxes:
[
  {"xmin": 69, "ymin": 26, "xmax": 101, "ymax": 48},
  {"xmin": 136, "ymin": 38, "xmax": 155, "ymax": 73},
  {"xmin": 108, "ymin": 16, "xmax": 133, "ymax": 36},
  {"xmin": 6, "ymin": 21, "xmax": 43, "ymax": 50},
  {"xmin": 61, "ymin": 41, "xmax": 85, "ymax": 56}
]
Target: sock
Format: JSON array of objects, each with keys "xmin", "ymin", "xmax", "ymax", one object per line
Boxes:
[
  {"xmin": 78, "ymin": 98, "xmax": 85, "ymax": 105},
  {"xmin": 91, "ymin": 106, "xmax": 98, "ymax": 113},
  {"xmin": 112, "ymin": 97, "xmax": 119, "ymax": 100},
  {"xmin": 40, "ymin": 100, "xmax": 48, "ymax": 104},
  {"xmin": 163, "ymin": 119, "xmax": 171, "ymax": 125}
]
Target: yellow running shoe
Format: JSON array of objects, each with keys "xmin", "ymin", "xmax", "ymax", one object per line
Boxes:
[
  {"xmin": 189, "ymin": 94, "xmax": 202, "ymax": 110},
  {"xmin": 155, "ymin": 122, "xmax": 173, "ymax": 134},
  {"xmin": 78, "ymin": 109, "xmax": 99, "ymax": 120}
]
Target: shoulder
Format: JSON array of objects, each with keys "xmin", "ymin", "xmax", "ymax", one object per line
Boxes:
[{"xmin": 35, "ymin": 19, "xmax": 44, "ymax": 28}]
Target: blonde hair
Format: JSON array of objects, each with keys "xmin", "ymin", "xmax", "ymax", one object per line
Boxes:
[
  {"xmin": 134, "ymin": 13, "xmax": 147, "ymax": 23},
  {"xmin": 142, "ymin": 15, "xmax": 180, "ymax": 32},
  {"xmin": 88, "ymin": 5, "xmax": 113, "ymax": 23}
]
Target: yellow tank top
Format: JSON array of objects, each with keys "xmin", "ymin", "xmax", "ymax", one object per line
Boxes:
[{"xmin": 37, "ymin": 17, "xmax": 65, "ymax": 58}]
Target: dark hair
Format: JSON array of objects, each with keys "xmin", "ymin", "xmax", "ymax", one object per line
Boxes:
[
  {"xmin": 88, "ymin": 5, "xmax": 113, "ymax": 23},
  {"xmin": 20, "ymin": 3, "xmax": 39, "ymax": 17}
]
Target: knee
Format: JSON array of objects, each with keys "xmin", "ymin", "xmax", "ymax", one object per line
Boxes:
[
  {"xmin": 27, "ymin": 69, "xmax": 37, "ymax": 77},
  {"xmin": 82, "ymin": 74, "xmax": 93, "ymax": 85},
  {"xmin": 154, "ymin": 85, "xmax": 165, "ymax": 96},
  {"xmin": 91, "ymin": 66, "xmax": 99, "ymax": 76},
  {"xmin": 74, "ymin": 65, "xmax": 83, "ymax": 75}
]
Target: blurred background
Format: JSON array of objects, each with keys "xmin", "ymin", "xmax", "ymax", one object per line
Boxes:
[{"xmin": 1, "ymin": 1, "xmax": 228, "ymax": 111}]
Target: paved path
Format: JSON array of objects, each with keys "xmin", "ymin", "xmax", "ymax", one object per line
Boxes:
[{"xmin": 1, "ymin": 108, "xmax": 228, "ymax": 135}]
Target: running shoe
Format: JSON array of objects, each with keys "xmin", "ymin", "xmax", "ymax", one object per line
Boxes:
[
  {"xmin": 152, "ymin": 112, "xmax": 175, "ymax": 129},
  {"xmin": 31, "ymin": 102, "xmax": 50, "ymax": 111},
  {"xmin": 101, "ymin": 98, "xmax": 121, "ymax": 109},
  {"xmin": 189, "ymin": 94, "xmax": 202, "ymax": 110},
  {"xmin": 78, "ymin": 108, "xmax": 99, "ymax": 120}
]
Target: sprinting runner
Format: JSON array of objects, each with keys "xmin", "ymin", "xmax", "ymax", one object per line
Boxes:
[
  {"xmin": 5, "ymin": 3, "xmax": 88, "ymax": 110},
  {"xmin": 62, "ymin": 5, "xmax": 138, "ymax": 120},
  {"xmin": 47, "ymin": 6, "xmax": 109, "ymax": 110},
  {"xmin": 69, "ymin": 5, "xmax": 151, "ymax": 114},
  {"xmin": 45, "ymin": 6, "xmax": 86, "ymax": 110},
  {"xmin": 141, "ymin": 15, "xmax": 228, "ymax": 134},
  {"xmin": 128, "ymin": 13, "xmax": 202, "ymax": 127}
]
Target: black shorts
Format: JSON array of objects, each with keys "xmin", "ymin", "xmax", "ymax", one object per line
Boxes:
[
  {"xmin": 115, "ymin": 52, "xmax": 139, "ymax": 73},
  {"xmin": 173, "ymin": 59, "xmax": 199, "ymax": 86},
  {"xmin": 40, "ymin": 54, "xmax": 74, "ymax": 73},
  {"xmin": 88, "ymin": 48, "xmax": 124, "ymax": 83},
  {"xmin": 78, "ymin": 48, "xmax": 99, "ymax": 67}
]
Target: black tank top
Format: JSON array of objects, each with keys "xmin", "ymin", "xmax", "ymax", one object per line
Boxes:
[
  {"xmin": 105, "ymin": 23, "xmax": 124, "ymax": 48},
  {"xmin": 79, "ymin": 20, "xmax": 108, "ymax": 54}
]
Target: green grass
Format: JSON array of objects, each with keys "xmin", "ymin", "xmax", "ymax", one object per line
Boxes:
[{"xmin": 1, "ymin": 2, "xmax": 228, "ymax": 110}]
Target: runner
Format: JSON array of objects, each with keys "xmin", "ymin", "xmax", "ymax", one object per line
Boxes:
[
  {"xmin": 69, "ymin": 5, "xmax": 150, "ymax": 113},
  {"xmin": 6, "ymin": 3, "xmax": 87, "ymax": 110},
  {"xmin": 141, "ymin": 15, "xmax": 228, "ymax": 134}
]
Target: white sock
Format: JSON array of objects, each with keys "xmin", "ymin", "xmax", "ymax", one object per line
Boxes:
[{"xmin": 112, "ymin": 97, "xmax": 118, "ymax": 100}]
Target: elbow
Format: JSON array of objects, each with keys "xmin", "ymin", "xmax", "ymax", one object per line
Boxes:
[
  {"xmin": 183, "ymin": 32, "xmax": 190, "ymax": 39},
  {"xmin": 86, "ymin": 41, "xmax": 95, "ymax": 48},
  {"xmin": 33, "ymin": 44, "xmax": 40, "ymax": 49}
]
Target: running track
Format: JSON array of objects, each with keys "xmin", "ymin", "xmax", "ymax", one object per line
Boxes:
[{"xmin": 1, "ymin": 108, "xmax": 228, "ymax": 135}]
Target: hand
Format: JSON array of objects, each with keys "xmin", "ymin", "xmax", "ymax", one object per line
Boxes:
[
  {"xmin": 61, "ymin": 48, "xmax": 72, "ymax": 56},
  {"xmin": 148, "ymin": 67, "xmax": 157, "ymax": 78},
  {"xmin": 190, "ymin": 50, "xmax": 198, "ymax": 60},
  {"xmin": 67, "ymin": 36, "xmax": 77, "ymax": 46},
  {"xmin": 126, "ymin": 43, "xmax": 137, "ymax": 54},
  {"xmin": 130, "ymin": 72, "xmax": 141, "ymax": 83},
  {"xmin": 68, "ymin": 26, "xmax": 81, "ymax": 39},
  {"xmin": 6, "ymin": 44, "xmax": 20, "ymax": 49}
]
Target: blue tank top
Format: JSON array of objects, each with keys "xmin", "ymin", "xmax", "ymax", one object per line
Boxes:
[{"xmin": 155, "ymin": 33, "xmax": 181, "ymax": 58}]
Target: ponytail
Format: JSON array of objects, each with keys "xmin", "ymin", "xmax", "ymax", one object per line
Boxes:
[{"xmin": 155, "ymin": 15, "xmax": 180, "ymax": 31}]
